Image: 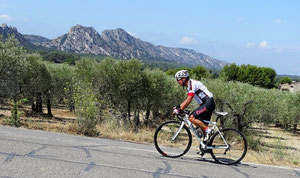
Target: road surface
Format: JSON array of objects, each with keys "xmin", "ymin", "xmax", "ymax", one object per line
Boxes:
[{"xmin": 0, "ymin": 126, "xmax": 299, "ymax": 178}]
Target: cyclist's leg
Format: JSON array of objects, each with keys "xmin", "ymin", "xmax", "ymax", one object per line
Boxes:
[
  {"xmin": 189, "ymin": 114, "xmax": 207, "ymax": 131},
  {"xmin": 189, "ymin": 105, "xmax": 208, "ymax": 131},
  {"xmin": 190, "ymin": 98, "xmax": 215, "ymax": 132},
  {"xmin": 199, "ymin": 97, "xmax": 215, "ymax": 123}
]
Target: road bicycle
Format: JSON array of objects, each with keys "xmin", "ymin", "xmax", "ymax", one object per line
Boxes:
[{"xmin": 154, "ymin": 110, "xmax": 247, "ymax": 165}]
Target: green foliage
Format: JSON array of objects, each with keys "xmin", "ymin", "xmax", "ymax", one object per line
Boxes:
[
  {"xmin": 71, "ymin": 59, "xmax": 103, "ymax": 136},
  {"xmin": 75, "ymin": 58, "xmax": 185, "ymax": 127},
  {"xmin": 278, "ymin": 92, "xmax": 300, "ymax": 132},
  {"xmin": 190, "ymin": 65, "xmax": 209, "ymax": 80},
  {"xmin": 273, "ymin": 137, "xmax": 286, "ymax": 161},
  {"xmin": 206, "ymin": 79, "xmax": 293, "ymax": 130},
  {"xmin": 143, "ymin": 68, "xmax": 185, "ymax": 125},
  {"xmin": 220, "ymin": 63, "xmax": 239, "ymax": 81},
  {"xmin": 0, "ymin": 36, "xmax": 54, "ymax": 114},
  {"xmin": 7, "ymin": 98, "xmax": 28, "ymax": 127},
  {"xmin": 245, "ymin": 133, "xmax": 262, "ymax": 151},
  {"xmin": 73, "ymin": 81, "xmax": 99, "ymax": 136},
  {"xmin": 278, "ymin": 75, "xmax": 300, "ymax": 82},
  {"xmin": 279, "ymin": 77, "xmax": 292, "ymax": 84},
  {"xmin": 45, "ymin": 62, "xmax": 75, "ymax": 108},
  {"xmin": 220, "ymin": 64, "xmax": 277, "ymax": 88},
  {"xmin": 40, "ymin": 51, "xmax": 81, "ymax": 64},
  {"xmin": 24, "ymin": 55, "xmax": 52, "ymax": 112},
  {"xmin": 0, "ymin": 36, "xmax": 29, "ymax": 100},
  {"xmin": 96, "ymin": 59, "xmax": 145, "ymax": 117},
  {"xmin": 204, "ymin": 78, "xmax": 300, "ymax": 148}
]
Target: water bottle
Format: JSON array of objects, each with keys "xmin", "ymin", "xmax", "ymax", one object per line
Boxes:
[{"xmin": 195, "ymin": 126, "xmax": 203, "ymax": 138}]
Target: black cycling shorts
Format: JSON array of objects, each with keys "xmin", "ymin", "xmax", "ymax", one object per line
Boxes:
[{"xmin": 191, "ymin": 97, "xmax": 215, "ymax": 124}]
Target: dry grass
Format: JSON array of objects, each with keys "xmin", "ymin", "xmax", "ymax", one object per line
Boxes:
[
  {"xmin": 0, "ymin": 106, "xmax": 299, "ymax": 168},
  {"xmin": 243, "ymin": 126, "xmax": 300, "ymax": 167},
  {"xmin": 98, "ymin": 124, "xmax": 154, "ymax": 144}
]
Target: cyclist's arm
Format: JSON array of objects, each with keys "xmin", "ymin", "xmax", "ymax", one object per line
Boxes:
[{"xmin": 180, "ymin": 94, "xmax": 193, "ymax": 111}]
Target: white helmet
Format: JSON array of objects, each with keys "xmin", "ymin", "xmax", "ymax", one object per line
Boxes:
[{"xmin": 175, "ymin": 70, "xmax": 189, "ymax": 81}]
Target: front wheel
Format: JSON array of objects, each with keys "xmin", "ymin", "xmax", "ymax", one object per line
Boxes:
[
  {"xmin": 209, "ymin": 128, "xmax": 247, "ymax": 165},
  {"xmin": 154, "ymin": 121, "xmax": 192, "ymax": 158}
]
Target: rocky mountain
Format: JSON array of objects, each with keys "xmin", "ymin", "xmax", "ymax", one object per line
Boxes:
[
  {"xmin": 0, "ymin": 24, "xmax": 33, "ymax": 47},
  {"xmin": 23, "ymin": 34, "xmax": 50, "ymax": 46},
  {"xmin": 1, "ymin": 23, "xmax": 228, "ymax": 69}
]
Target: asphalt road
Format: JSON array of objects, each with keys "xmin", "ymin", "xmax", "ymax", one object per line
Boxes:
[{"xmin": 0, "ymin": 125, "xmax": 299, "ymax": 178}]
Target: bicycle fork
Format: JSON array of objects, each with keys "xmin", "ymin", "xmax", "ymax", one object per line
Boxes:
[{"xmin": 171, "ymin": 121, "xmax": 185, "ymax": 141}]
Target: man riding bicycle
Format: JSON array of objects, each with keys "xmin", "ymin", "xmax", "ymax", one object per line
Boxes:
[{"xmin": 173, "ymin": 70, "xmax": 215, "ymax": 141}]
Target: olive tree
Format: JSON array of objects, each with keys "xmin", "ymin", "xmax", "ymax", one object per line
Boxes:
[
  {"xmin": 24, "ymin": 55, "xmax": 51, "ymax": 115},
  {"xmin": 143, "ymin": 68, "xmax": 185, "ymax": 126},
  {"xmin": 0, "ymin": 36, "xmax": 30, "ymax": 126},
  {"xmin": 44, "ymin": 62, "xmax": 75, "ymax": 113},
  {"xmin": 0, "ymin": 36, "xmax": 29, "ymax": 101}
]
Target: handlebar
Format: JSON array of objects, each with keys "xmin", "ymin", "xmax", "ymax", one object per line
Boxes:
[
  {"xmin": 176, "ymin": 110, "xmax": 190, "ymax": 121},
  {"xmin": 181, "ymin": 110, "xmax": 190, "ymax": 115}
]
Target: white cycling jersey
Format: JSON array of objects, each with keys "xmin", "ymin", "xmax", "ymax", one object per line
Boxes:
[{"xmin": 187, "ymin": 79, "xmax": 213, "ymax": 105}]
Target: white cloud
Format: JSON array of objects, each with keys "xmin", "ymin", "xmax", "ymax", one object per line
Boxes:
[
  {"xmin": 0, "ymin": 14, "xmax": 13, "ymax": 21},
  {"xmin": 259, "ymin": 41, "xmax": 269, "ymax": 49},
  {"xmin": 246, "ymin": 42, "xmax": 255, "ymax": 48},
  {"xmin": 179, "ymin": 36, "xmax": 199, "ymax": 45},
  {"xmin": 274, "ymin": 18, "xmax": 283, "ymax": 24}
]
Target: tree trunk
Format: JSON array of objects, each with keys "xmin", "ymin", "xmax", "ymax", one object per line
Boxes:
[
  {"xmin": 13, "ymin": 98, "xmax": 18, "ymax": 120},
  {"xmin": 127, "ymin": 100, "xmax": 131, "ymax": 124},
  {"xmin": 36, "ymin": 93, "xmax": 43, "ymax": 113},
  {"xmin": 69, "ymin": 99, "xmax": 75, "ymax": 111},
  {"xmin": 152, "ymin": 110, "xmax": 160, "ymax": 124},
  {"xmin": 122, "ymin": 112, "xmax": 127, "ymax": 125},
  {"xmin": 144, "ymin": 109, "xmax": 151, "ymax": 126},
  {"xmin": 220, "ymin": 117, "xmax": 225, "ymax": 129},
  {"xmin": 47, "ymin": 97, "xmax": 52, "ymax": 117},
  {"xmin": 134, "ymin": 110, "xmax": 140, "ymax": 128},
  {"xmin": 293, "ymin": 124, "xmax": 297, "ymax": 134},
  {"xmin": 31, "ymin": 98, "xmax": 37, "ymax": 113},
  {"xmin": 236, "ymin": 116, "xmax": 243, "ymax": 132},
  {"xmin": 218, "ymin": 100, "xmax": 225, "ymax": 128}
]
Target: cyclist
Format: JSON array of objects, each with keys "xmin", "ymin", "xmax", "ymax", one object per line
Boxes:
[{"xmin": 173, "ymin": 70, "xmax": 215, "ymax": 141}]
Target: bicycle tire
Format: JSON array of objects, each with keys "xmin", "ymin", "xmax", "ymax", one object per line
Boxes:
[
  {"xmin": 209, "ymin": 128, "xmax": 247, "ymax": 165},
  {"xmin": 154, "ymin": 120, "xmax": 192, "ymax": 158}
]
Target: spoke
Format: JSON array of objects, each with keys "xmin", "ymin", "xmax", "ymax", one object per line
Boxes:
[{"xmin": 154, "ymin": 121, "xmax": 192, "ymax": 158}]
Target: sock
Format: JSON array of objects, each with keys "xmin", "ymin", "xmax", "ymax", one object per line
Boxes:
[{"xmin": 205, "ymin": 127, "xmax": 211, "ymax": 134}]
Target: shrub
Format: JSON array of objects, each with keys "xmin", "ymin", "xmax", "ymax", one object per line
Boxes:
[
  {"xmin": 7, "ymin": 99, "xmax": 27, "ymax": 127},
  {"xmin": 73, "ymin": 81, "xmax": 100, "ymax": 136}
]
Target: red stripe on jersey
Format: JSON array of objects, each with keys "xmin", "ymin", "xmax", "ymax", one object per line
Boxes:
[{"xmin": 188, "ymin": 93, "xmax": 194, "ymax": 97}]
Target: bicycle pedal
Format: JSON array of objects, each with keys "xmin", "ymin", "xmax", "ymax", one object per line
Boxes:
[{"xmin": 197, "ymin": 151, "xmax": 205, "ymax": 156}]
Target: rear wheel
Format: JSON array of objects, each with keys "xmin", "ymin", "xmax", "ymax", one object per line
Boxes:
[
  {"xmin": 154, "ymin": 121, "xmax": 192, "ymax": 158},
  {"xmin": 209, "ymin": 128, "xmax": 247, "ymax": 165}
]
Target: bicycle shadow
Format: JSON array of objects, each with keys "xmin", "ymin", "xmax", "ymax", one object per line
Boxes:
[{"xmin": 186, "ymin": 156, "xmax": 257, "ymax": 168}]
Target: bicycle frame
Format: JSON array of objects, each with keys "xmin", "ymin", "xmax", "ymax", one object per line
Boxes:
[
  {"xmin": 154, "ymin": 110, "xmax": 247, "ymax": 164},
  {"xmin": 174, "ymin": 112, "xmax": 230, "ymax": 151}
]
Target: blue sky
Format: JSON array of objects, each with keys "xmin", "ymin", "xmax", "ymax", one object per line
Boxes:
[{"xmin": 1, "ymin": 0, "xmax": 300, "ymax": 75}]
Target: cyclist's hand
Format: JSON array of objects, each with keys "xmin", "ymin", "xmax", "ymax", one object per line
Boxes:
[{"xmin": 172, "ymin": 105, "xmax": 181, "ymax": 115}]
